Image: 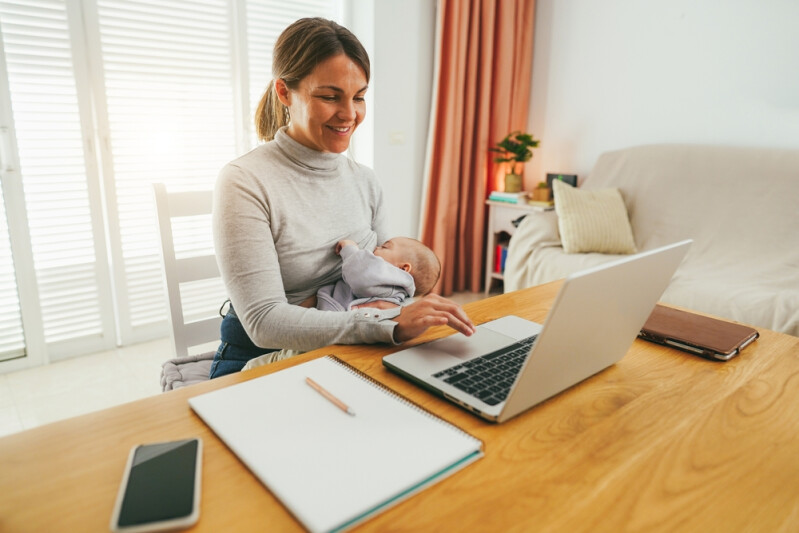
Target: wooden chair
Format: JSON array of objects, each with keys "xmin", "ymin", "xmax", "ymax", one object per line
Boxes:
[{"xmin": 153, "ymin": 183, "xmax": 225, "ymax": 389}]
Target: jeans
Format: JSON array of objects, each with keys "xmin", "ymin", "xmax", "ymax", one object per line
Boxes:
[{"xmin": 209, "ymin": 304, "xmax": 277, "ymax": 379}]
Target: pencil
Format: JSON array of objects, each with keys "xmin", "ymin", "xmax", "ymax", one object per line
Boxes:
[{"xmin": 305, "ymin": 377, "xmax": 356, "ymax": 416}]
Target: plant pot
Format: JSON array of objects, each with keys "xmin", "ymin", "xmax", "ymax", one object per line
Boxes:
[
  {"xmin": 504, "ymin": 173, "xmax": 523, "ymax": 193},
  {"xmin": 530, "ymin": 187, "xmax": 552, "ymax": 201}
]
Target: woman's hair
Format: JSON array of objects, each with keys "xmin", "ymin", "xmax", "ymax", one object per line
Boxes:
[{"xmin": 255, "ymin": 17, "xmax": 371, "ymax": 142}]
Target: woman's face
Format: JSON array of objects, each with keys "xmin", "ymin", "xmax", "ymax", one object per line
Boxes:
[{"xmin": 277, "ymin": 53, "xmax": 367, "ymax": 153}]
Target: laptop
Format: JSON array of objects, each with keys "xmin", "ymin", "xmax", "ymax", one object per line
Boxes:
[{"xmin": 383, "ymin": 240, "xmax": 692, "ymax": 423}]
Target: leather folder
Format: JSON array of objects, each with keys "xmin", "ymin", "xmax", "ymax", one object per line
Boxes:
[{"xmin": 639, "ymin": 304, "xmax": 759, "ymax": 361}]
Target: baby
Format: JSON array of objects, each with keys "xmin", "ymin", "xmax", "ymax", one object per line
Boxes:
[
  {"xmin": 244, "ymin": 238, "xmax": 440, "ymax": 370},
  {"xmin": 316, "ymin": 237, "xmax": 441, "ymax": 312}
]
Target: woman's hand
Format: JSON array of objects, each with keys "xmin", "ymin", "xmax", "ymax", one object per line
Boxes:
[{"xmin": 392, "ymin": 294, "xmax": 476, "ymax": 343}]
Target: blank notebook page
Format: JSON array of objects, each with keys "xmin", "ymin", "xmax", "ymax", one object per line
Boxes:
[{"xmin": 189, "ymin": 355, "xmax": 482, "ymax": 533}]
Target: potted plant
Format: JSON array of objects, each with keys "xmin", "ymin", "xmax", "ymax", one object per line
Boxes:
[
  {"xmin": 530, "ymin": 181, "xmax": 552, "ymax": 202},
  {"xmin": 490, "ymin": 131, "xmax": 540, "ymax": 193}
]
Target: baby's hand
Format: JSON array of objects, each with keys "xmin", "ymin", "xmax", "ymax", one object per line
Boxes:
[
  {"xmin": 352, "ymin": 301, "xmax": 399, "ymax": 310},
  {"xmin": 335, "ymin": 239, "xmax": 358, "ymax": 255}
]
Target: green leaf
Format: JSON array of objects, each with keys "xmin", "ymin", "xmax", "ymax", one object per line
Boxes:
[{"xmin": 491, "ymin": 130, "xmax": 540, "ymax": 164}]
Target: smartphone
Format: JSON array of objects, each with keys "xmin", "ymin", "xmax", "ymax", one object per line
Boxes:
[{"xmin": 110, "ymin": 438, "xmax": 202, "ymax": 532}]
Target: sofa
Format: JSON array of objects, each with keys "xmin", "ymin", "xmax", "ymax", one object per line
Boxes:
[{"xmin": 504, "ymin": 144, "xmax": 799, "ymax": 337}]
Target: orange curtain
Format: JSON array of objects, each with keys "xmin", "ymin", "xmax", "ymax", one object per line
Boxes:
[{"xmin": 421, "ymin": 0, "xmax": 535, "ymax": 295}]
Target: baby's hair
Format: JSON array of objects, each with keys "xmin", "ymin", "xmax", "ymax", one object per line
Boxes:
[{"xmin": 402, "ymin": 238, "xmax": 441, "ymax": 296}]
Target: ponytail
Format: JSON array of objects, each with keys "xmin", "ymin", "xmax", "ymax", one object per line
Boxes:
[{"xmin": 255, "ymin": 80, "xmax": 289, "ymax": 142}]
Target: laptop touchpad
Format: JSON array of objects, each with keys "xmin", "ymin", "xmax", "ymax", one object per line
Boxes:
[{"xmin": 413, "ymin": 328, "xmax": 516, "ymax": 361}]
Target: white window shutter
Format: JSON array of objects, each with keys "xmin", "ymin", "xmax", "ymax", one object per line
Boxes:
[
  {"xmin": 0, "ymin": 188, "xmax": 24, "ymax": 361},
  {"xmin": 0, "ymin": 0, "xmax": 115, "ymax": 360},
  {"xmin": 90, "ymin": 0, "xmax": 238, "ymax": 342}
]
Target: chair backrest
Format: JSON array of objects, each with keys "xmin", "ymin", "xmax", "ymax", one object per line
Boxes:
[{"xmin": 153, "ymin": 183, "xmax": 224, "ymax": 357}]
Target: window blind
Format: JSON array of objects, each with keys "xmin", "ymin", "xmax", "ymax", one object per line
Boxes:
[
  {"xmin": 94, "ymin": 0, "xmax": 238, "ymax": 340},
  {"xmin": 0, "ymin": 186, "xmax": 24, "ymax": 361},
  {"xmin": 0, "ymin": 0, "xmax": 113, "ymax": 359}
]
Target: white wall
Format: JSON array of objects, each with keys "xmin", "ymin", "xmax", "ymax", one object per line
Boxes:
[
  {"xmin": 373, "ymin": 0, "xmax": 436, "ymax": 238},
  {"xmin": 355, "ymin": 2, "xmax": 799, "ymax": 238},
  {"xmin": 528, "ymin": 0, "xmax": 799, "ymax": 181},
  {"xmin": 346, "ymin": 0, "xmax": 374, "ymax": 169},
  {"xmin": 349, "ymin": 0, "xmax": 436, "ymax": 239}
]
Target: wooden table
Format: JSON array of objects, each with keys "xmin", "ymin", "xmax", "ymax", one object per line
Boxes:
[{"xmin": 2, "ymin": 282, "xmax": 798, "ymax": 532}]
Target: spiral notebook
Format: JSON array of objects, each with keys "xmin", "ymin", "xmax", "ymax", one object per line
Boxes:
[{"xmin": 189, "ymin": 355, "xmax": 483, "ymax": 533}]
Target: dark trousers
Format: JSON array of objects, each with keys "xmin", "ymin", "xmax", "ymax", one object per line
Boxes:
[{"xmin": 209, "ymin": 305, "xmax": 277, "ymax": 379}]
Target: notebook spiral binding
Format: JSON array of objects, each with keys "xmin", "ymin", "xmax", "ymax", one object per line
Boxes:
[{"xmin": 325, "ymin": 355, "xmax": 480, "ymax": 443}]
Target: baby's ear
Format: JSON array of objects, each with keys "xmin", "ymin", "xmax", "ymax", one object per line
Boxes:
[{"xmin": 400, "ymin": 263, "xmax": 412, "ymax": 272}]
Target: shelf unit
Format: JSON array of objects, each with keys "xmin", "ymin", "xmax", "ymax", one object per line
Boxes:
[{"xmin": 484, "ymin": 200, "xmax": 545, "ymax": 296}]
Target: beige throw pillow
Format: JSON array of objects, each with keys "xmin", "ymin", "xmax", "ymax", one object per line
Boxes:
[{"xmin": 553, "ymin": 179, "xmax": 637, "ymax": 254}]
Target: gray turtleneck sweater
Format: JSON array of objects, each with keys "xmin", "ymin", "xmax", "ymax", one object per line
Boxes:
[{"xmin": 213, "ymin": 128, "xmax": 401, "ymax": 351}]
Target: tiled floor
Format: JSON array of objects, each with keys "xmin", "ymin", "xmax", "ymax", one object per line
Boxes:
[
  {"xmin": 0, "ymin": 337, "xmax": 173, "ymax": 438},
  {"xmin": 0, "ymin": 291, "xmax": 487, "ymax": 439}
]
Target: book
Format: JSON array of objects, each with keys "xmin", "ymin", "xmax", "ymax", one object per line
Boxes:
[
  {"xmin": 495, "ymin": 244, "xmax": 508, "ymax": 273},
  {"xmin": 189, "ymin": 355, "xmax": 483, "ymax": 532},
  {"xmin": 488, "ymin": 191, "xmax": 529, "ymax": 204},
  {"xmin": 526, "ymin": 199, "xmax": 555, "ymax": 209}
]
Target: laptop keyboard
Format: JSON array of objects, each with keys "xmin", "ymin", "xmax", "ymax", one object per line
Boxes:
[{"xmin": 432, "ymin": 334, "xmax": 538, "ymax": 406}]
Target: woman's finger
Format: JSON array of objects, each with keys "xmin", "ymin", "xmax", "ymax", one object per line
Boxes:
[
  {"xmin": 393, "ymin": 295, "xmax": 475, "ymax": 342},
  {"xmin": 419, "ymin": 296, "xmax": 475, "ymax": 335}
]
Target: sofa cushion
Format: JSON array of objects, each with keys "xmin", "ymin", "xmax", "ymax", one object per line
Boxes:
[
  {"xmin": 553, "ymin": 179, "xmax": 637, "ymax": 254},
  {"xmin": 160, "ymin": 351, "xmax": 214, "ymax": 391}
]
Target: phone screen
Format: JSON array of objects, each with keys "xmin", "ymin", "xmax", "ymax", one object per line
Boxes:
[{"xmin": 113, "ymin": 438, "xmax": 201, "ymax": 530}]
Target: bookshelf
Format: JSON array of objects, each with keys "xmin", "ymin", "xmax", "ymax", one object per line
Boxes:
[{"xmin": 484, "ymin": 200, "xmax": 544, "ymax": 296}]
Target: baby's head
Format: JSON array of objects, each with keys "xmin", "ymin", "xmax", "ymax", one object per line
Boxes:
[{"xmin": 374, "ymin": 237, "xmax": 441, "ymax": 296}]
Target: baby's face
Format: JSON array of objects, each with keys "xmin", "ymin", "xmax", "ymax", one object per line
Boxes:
[{"xmin": 373, "ymin": 238, "xmax": 412, "ymax": 269}]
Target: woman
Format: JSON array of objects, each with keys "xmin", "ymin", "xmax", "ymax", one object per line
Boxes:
[{"xmin": 211, "ymin": 17, "xmax": 475, "ymax": 378}]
